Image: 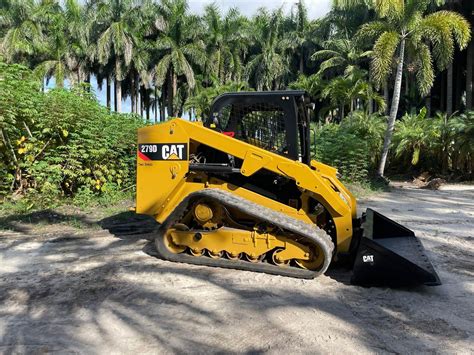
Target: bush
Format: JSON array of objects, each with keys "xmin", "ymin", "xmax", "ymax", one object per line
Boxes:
[
  {"xmin": 0, "ymin": 62, "xmax": 144, "ymax": 200},
  {"xmin": 391, "ymin": 108, "xmax": 434, "ymax": 167},
  {"xmin": 389, "ymin": 109, "xmax": 473, "ymax": 178},
  {"xmin": 313, "ymin": 122, "xmax": 369, "ymax": 182},
  {"xmin": 312, "ymin": 111, "xmax": 385, "ymax": 182}
]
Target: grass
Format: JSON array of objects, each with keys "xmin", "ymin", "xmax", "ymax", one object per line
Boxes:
[
  {"xmin": 0, "ymin": 189, "xmax": 135, "ymax": 231},
  {"xmin": 344, "ymin": 178, "xmax": 390, "ymax": 198},
  {"xmin": 0, "ymin": 177, "xmax": 388, "ymax": 232}
]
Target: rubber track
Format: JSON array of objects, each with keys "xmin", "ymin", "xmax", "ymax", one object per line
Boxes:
[{"xmin": 154, "ymin": 188, "xmax": 334, "ymax": 279}]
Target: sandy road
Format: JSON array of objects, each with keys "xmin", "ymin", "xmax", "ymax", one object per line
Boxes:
[{"xmin": 0, "ymin": 183, "xmax": 473, "ymax": 354}]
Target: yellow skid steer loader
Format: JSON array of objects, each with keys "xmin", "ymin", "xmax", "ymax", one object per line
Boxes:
[{"xmin": 135, "ymin": 91, "xmax": 440, "ymax": 286}]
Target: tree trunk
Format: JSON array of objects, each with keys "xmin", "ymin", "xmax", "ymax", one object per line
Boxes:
[
  {"xmin": 339, "ymin": 104, "xmax": 345, "ymax": 121},
  {"xmin": 426, "ymin": 94, "xmax": 432, "ymax": 118},
  {"xmin": 115, "ymin": 78, "xmax": 122, "ymax": 113},
  {"xmin": 172, "ymin": 72, "xmax": 178, "ymax": 116},
  {"xmin": 447, "ymin": 63, "xmax": 453, "ymax": 115},
  {"xmin": 383, "ymin": 80, "xmax": 389, "ymax": 115},
  {"xmin": 113, "ymin": 83, "xmax": 117, "ymax": 111},
  {"xmin": 466, "ymin": 42, "xmax": 473, "ymax": 111},
  {"xmin": 167, "ymin": 72, "xmax": 173, "ymax": 119},
  {"xmin": 155, "ymin": 86, "xmax": 158, "ymax": 123},
  {"xmin": 378, "ymin": 38, "xmax": 405, "ymax": 177},
  {"xmin": 115, "ymin": 58, "xmax": 122, "ymax": 113},
  {"xmin": 137, "ymin": 85, "xmax": 141, "ymax": 117},
  {"xmin": 299, "ymin": 51, "xmax": 304, "ymax": 73},
  {"xmin": 140, "ymin": 86, "xmax": 144, "ymax": 117},
  {"xmin": 131, "ymin": 74, "xmax": 135, "ymax": 114},
  {"xmin": 405, "ymin": 72, "xmax": 409, "ymax": 96},
  {"xmin": 146, "ymin": 90, "xmax": 151, "ymax": 121},
  {"xmin": 1, "ymin": 128, "xmax": 18, "ymax": 165},
  {"xmin": 106, "ymin": 77, "xmax": 111, "ymax": 110},
  {"xmin": 160, "ymin": 91, "xmax": 166, "ymax": 122}
]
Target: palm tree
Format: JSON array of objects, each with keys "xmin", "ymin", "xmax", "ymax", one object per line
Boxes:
[
  {"xmin": 94, "ymin": 0, "xmax": 140, "ymax": 112},
  {"xmin": 184, "ymin": 81, "xmax": 249, "ymax": 119},
  {"xmin": 153, "ymin": 0, "xmax": 206, "ymax": 117},
  {"xmin": 0, "ymin": 0, "xmax": 43, "ymax": 65},
  {"xmin": 321, "ymin": 76, "xmax": 353, "ymax": 120},
  {"xmin": 286, "ymin": 0, "xmax": 312, "ymax": 74},
  {"xmin": 289, "ymin": 73, "xmax": 325, "ymax": 99},
  {"xmin": 63, "ymin": 0, "xmax": 92, "ymax": 85},
  {"xmin": 246, "ymin": 9, "xmax": 288, "ymax": 90},
  {"xmin": 311, "ymin": 38, "xmax": 371, "ymax": 78},
  {"xmin": 203, "ymin": 5, "xmax": 248, "ymax": 84},
  {"xmin": 337, "ymin": 0, "xmax": 471, "ymax": 176},
  {"xmin": 33, "ymin": 0, "xmax": 84, "ymax": 88}
]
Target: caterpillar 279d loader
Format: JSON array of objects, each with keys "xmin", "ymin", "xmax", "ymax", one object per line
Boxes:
[{"xmin": 136, "ymin": 90, "xmax": 440, "ymax": 286}]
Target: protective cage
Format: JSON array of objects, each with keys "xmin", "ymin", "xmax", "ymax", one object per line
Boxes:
[
  {"xmin": 208, "ymin": 91, "xmax": 312, "ymax": 164},
  {"xmin": 217, "ymin": 101, "xmax": 289, "ymax": 155},
  {"xmin": 351, "ymin": 209, "xmax": 441, "ymax": 286}
]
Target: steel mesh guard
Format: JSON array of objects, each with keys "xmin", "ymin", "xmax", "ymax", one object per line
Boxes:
[{"xmin": 219, "ymin": 102, "xmax": 288, "ymax": 154}]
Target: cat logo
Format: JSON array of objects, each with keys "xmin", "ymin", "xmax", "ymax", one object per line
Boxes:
[
  {"xmin": 138, "ymin": 143, "xmax": 188, "ymax": 161},
  {"xmin": 363, "ymin": 255, "xmax": 374, "ymax": 263},
  {"xmin": 161, "ymin": 144, "xmax": 185, "ymax": 160}
]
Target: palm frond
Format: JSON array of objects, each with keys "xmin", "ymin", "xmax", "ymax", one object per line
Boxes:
[
  {"xmin": 414, "ymin": 42, "xmax": 434, "ymax": 97},
  {"xmin": 370, "ymin": 31, "xmax": 399, "ymax": 86}
]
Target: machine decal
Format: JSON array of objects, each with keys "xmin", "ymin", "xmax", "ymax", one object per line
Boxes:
[
  {"xmin": 138, "ymin": 143, "xmax": 188, "ymax": 161},
  {"xmin": 362, "ymin": 255, "xmax": 374, "ymax": 263}
]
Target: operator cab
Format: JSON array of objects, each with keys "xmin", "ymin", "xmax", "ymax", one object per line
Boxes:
[{"xmin": 207, "ymin": 91, "xmax": 313, "ymax": 164}]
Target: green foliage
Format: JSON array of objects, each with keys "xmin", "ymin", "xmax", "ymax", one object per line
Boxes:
[
  {"xmin": 0, "ymin": 62, "xmax": 143, "ymax": 200},
  {"xmin": 245, "ymin": 9, "xmax": 288, "ymax": 91},
  {"xmin": 451, "ymin": 112, "xmax": 474, "ymax": 174},
  {"xmin": 312, "ymin": 111, "xmax": 386, "ymax": 182},
  {"xmin": 354, "ymin": 0, "xmax": 471, "ymax": 94},
  {"xmin": 1, "ymin": 0, "xmax": 472, "ymax": 183},
  {"xmin": 311, "ymin": 38, "xmax": 371, "ymax": 78},
  {"xmin": 388, "ymin": 109, "xmax": 473, "ymax": 176},
  {"xmin": 341, "ymin": 111, "xmax": 386, "ymax": 166},
  {"xmin": 184, "ymin": 81, "xmax": 250, "ymax": 120},
  {"xmin": 392, "ymin": 108, "xmax": 433, "ymax": 166}
]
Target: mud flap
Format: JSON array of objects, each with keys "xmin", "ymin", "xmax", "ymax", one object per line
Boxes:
[{"xmin": 351, "ymin": 209, "xmax": 441, "ymax": 286}]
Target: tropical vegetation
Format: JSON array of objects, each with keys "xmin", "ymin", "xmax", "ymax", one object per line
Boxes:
[{"xmin": 0, "ymin": 0, "xmax": 473, "ymax": 204}]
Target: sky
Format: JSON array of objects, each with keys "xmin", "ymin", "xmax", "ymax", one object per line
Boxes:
[{"xmin": 188, "ymin": 0, "xmax": 332, "ymax": 19}]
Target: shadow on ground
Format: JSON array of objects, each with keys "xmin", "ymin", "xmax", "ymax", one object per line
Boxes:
[{"xmin": 0, "ymin": 184, "xmax": 472, "ymax": 353}]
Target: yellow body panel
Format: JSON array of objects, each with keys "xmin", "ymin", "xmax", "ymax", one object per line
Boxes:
[{"xmin": 136, "ymin": 118, "xmax": 357, "ymax": 254}]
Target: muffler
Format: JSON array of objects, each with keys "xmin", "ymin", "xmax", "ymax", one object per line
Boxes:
[{"xmin": 351, "ymin": 209, "xmax": 441, "ymax": 286}]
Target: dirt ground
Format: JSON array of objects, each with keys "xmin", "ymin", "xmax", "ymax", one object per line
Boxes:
[{"xmin": 0, "ymin": 182, "xmax": 473, "ymax": 354}]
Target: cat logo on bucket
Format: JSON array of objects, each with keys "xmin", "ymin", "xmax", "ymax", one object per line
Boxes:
[
  {"xmin": 363, "ymin": 255, "xmax": 374, "ymax": 263},
  {"xmin": 138, "ymin": 143, "xmax": 188, "ymax": 161}
]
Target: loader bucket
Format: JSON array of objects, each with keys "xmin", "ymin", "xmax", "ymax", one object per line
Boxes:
[{"xmin": 351, "ymin": 209, "xmax": 441, "ymax": 287}]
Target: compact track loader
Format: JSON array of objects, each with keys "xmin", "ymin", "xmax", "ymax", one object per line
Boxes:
[{"xmin": 136, "ymin": 90, "xmax": 441, "ymax": 286}]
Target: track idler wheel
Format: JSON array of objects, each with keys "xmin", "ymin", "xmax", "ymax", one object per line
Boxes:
[
  {"xmin": 163, "ymin": 228, "xmax": 187, "ymax": 254},
  {"xmin": 295, "ymin": 246, "xmax": 324, "ymax": 270}
]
